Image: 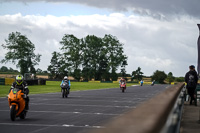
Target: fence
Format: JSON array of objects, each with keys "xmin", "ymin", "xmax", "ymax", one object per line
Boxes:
[
  {"xmin": 0, "ymin": 78, "xmax": 15, "ymax": 85},
  {"xmin": 0, "ymin": 78, "xmax": 46, "ymax": 85},
  {"xmin": 0, "ymin": 78, "xmax": 5, "ymax": 85}
]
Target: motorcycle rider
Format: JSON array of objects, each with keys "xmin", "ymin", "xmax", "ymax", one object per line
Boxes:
[
  {"xmin": 119, "ymin": 78, "xmax": 126, "ymax": 88},
  {"xmin": 140, "ymin": 80, "xmax": 144, "ymax": 86},
  {"xmin": 10, "ymin": 75, "xmax": 29, "ymax": 110},
  {"xmin": 151, "ymin": 80, "xmax": 155, "ymax": 86},
  {"xmin": 60, "ymin": 76, "xmax": 71, "ymax": 90}
]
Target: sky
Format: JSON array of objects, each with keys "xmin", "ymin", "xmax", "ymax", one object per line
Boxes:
[{"xmin": 0, "ymin": 0, "xmax": 200, "ymax": 77}]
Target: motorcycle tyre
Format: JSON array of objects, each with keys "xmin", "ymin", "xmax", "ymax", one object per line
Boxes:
[
  {"xmin": 10, "ymin": 105, "xmax": 16, "ymax": 121},
  {"xmin": 20, "ymin": 110, "xmax": 26, "ymax": 119},
  {"xmin": 62, "ymin": 89, "xmax": 65, "ymax": 98},
  {"xmin": 65, "ymin": 89, "xmax": 70, "ymax": 98},
  {"xmin": 65, "ymin": 91, "xmax": 68, "ymax": 98},
  {"xmin": 122, "ymin": 88, "xmax": 125, "ymax": 93}
]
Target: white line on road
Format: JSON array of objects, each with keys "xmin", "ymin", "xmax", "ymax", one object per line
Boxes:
[
  {"xmin": 30, "ymin": 103, "xmax": 134, "ymax": 108},
  {"xmin": 0, "ymin": 123, "xmax": 105, "ymax": 129},
  {"xmin": 0, "ymin": 110, "xmax": 119, "ymax": 116}
]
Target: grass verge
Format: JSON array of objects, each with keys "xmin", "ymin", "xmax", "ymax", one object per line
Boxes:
[{"xmin": 0, "ymin": 81, "xmax": 138, "ymax": 97}]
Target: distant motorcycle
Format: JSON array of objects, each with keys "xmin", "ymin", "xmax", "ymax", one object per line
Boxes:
[
  {"xmin": 8, "ymin": 88, "xmax": 27, "ymax": 121},
  {"xmin": 151, "ymin": 80, "xmax": 155, "ymax": 86},
  {"xmin": 140, "ymin": 80, "xmax": 143, "ymax": 86},
  {"xmin": 60, "ymin": 82, "xmax": 70, "ymax": 98},
  {"xmin": 120, "ymin": 81, "xmax": 126, "ymax": 93}
]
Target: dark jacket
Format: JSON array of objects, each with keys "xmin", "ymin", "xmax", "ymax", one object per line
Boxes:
[
  {"xmin": 10, "ymin": 81, "xmax": 29, "ymax": 95},
  {"xmin": 185, "ymin": 70, "xmax": 198, "ymax": 88}
]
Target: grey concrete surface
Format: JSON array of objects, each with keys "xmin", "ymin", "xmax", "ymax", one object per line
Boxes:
[
  {"xmin": 0, "ymin": 84, "xmax": 169, "ymax": 133},
  {"xmin": 180, "ymin": 101, "xmax": 200, "ymax": 133}
]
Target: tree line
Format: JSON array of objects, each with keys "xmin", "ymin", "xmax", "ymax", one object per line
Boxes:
[
  {"xmin": 131, "ymin": 67, "xmax": 184, "ymax": 83},
  {"xmin": 47, "ymin": 34, "xmax": 127, "ymax": 81},
  {"xmin": 1, "ymin": 32, "xmax": 127, "ymax": 81},
  {"xmin": 0, "ymin": 66, "xmax": 18, "ymax": 73},
  {"xmin": 1, "ymin": 31, "xmax": 184, "ymax": 83}
]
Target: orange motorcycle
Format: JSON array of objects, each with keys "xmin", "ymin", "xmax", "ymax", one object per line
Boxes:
[{"xmin": 8, "ymin": 88, "xmax": 27, "ymax": 121}]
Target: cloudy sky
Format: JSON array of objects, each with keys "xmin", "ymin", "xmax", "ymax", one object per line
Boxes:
[{"xmin": 0, "ymin": 0, "xmax": 200, "ymax": 77}]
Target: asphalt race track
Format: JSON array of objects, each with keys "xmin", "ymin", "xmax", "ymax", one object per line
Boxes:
[{"xmin": 0, "ymin": 84, "xmax": 170, "ymax": 133}]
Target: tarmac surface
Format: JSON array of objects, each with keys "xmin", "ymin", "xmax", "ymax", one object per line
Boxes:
[
  {"xmin": 180, "ymin": 101, "xmax": 200, "ymax": 133},
  {"xmin": 0, "ymin": 84, "xmax": 169, "ymax": 133}
]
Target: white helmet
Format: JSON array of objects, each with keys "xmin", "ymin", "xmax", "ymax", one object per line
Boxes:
[{"xmin": 64, "ymin": 76, "xmax": 68, "ymax": 80}]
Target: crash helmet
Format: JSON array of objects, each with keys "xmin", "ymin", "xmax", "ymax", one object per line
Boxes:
[
  {"xmin": 64, "ymin": 76, "xmax": 68, "ymax": 80},
  {"xmin": 16, "ymin": 75, "xmax": 23, "ymax": 85},
  {"xmin": 189, "ymin": 65, "xmax": 195, "ymax": 69}
]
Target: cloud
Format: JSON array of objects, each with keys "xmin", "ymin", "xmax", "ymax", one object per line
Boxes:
[
  {"xmin": 0, "ymin": 13, "xmax": 199, "ymax": 76},
  {"xmin": 1, "ymin": 0, "xmax": 200, "ymax": 19}
]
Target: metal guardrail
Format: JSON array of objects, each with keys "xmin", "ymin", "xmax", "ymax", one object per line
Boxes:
[
  {"xmin": 161, "ymin": 84, "xmax": 186, "ymax": 133},
  {"xmin": 91, "ymin": 82, "xmax": 185, "ymax": 133}
]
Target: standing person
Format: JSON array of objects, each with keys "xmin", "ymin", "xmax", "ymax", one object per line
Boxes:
[
  {"xmin": 10, "ymin": 75, "xmax": 29, "ymax": 110},
  {"xmin": 185, "ymin": 65, "xmax": 198, "ymax": 106}
]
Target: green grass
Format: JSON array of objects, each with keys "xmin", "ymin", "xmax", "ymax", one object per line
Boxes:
[{"xmin": 0, "ymin": 81, "xmax": 138, "ymax": 97}]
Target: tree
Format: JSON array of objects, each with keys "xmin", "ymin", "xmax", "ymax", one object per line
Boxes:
[
  {"xmin": 0, "ymin": 66, "xmax": 18, "ymax": 72},
  {"xmin": 103, "ymin": 34, "xmax": 127, "ymax": 81},
  {"xmin": 166, "ymin": 72, "xmax": 175, "ymax": 84},
  {"xmin": 121, "ymin": 60, "xmax": 128, "ymax": 78},
  {"xmin": 47, "ymin": 51, "xmax": 67, "ymax": 79},
  {"xmin": 151, "ymin": 70, "xmax": 167, "ymax": 84},
  {"xmin": 36, "ymin": 68, "xmax": 43, "ymax": 74},
  {"xmin": 175, "ymin": 77, "xmax": 184, "ymax": 82},
  {"xmin": 0, "ymin": 66, "xmax": 8, "ymax": 72},
  {"xmin": 82, "ymin": 35, "xmax": 103, "ymax": 80},
  {"xmin": 132, "ymin": 67, "xmax": 143, "ymax": 81},
  {"xmin": 98, "ymin": 59, "xmax": 110, "ymax": 81},
  {"xmin": 60, "ymin": 34, "xmax": 82, "ymax": 81},
  {"xmin": 1, "ymin": 32, "xmax": 41, "ymax": 76}
]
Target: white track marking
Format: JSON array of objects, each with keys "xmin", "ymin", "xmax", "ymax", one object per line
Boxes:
[
  {"xmin": 30, "ymin": 103, "xmax": 134, "ymax": 108},
  {"xmin": 0, "ymin": 110, "xmax": 119, "ymax": 116},
  {"xmin": 0, "ymin": 123, "xmax": 105, "ymax": 129}
]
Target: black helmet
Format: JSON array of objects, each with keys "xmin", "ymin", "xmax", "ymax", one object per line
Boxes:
[{"xmin": 189, "ymin": 65, "xmax": 195, "ymax": 69}]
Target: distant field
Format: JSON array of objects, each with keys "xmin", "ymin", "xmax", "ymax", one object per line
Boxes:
[
  {"xmin": 0, "ymin": 73, "xmax": 48, "ymax": 79},
  {"xmin": 0, "ymin": 81, "xmax": 138, "ymax": 97}
]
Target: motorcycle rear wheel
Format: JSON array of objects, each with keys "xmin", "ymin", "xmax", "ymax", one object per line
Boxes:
[
  {"xmin": 20, "ymin": 111, "xmax": 26, "ymax": 119},
  {"xmin": 65, "ymin": 89, "xmax": 70, "ymax": 98}
]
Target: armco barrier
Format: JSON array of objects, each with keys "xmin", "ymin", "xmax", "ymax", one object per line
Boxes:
[
  {"xmin": 5, "ymin": 78, "xmax": 15, "ymax": 85},
  {"xmin": 25, "ymin": 79, "xmax": 38, "ymax": 85},
  {"xmin": 101, "ymin": 81, "xmax": 113, "ymax": 83},
  {"xmin": 89, "ymin": 81, "xmax": 101, "ymax": 83},
  {"xmin": 91, "ymin": 82, "xmax": 185, "ymax": 133},
  {"xmin": 0, "ymin": 78, "xmax": 46, "ymax": 86},
  {"xmin": 0, "ymin": 78, "xmax": 5, "ymax": 85},
  {"xmin": 38, "ymin": 79, "xmax": 46, "ymax": 85}
]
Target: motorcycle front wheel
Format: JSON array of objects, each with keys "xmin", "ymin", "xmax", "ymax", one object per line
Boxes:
[
  {"xmin": 62, "ymin": 89, "xmax": 65, "ymax": 98},
  {"xmin": 122, "ymin": 88, "xmax": 125, "ymax": 93},
  {"xmin": 10, "ymin": 105, "xmax": 16, "ymax": 121}
]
